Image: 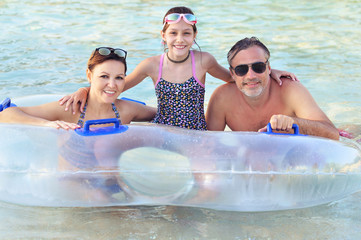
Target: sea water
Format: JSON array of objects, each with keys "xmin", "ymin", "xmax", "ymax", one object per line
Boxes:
[{"xmin": 0, "ymin": 0, "xmax": 360, "ymax": 239}]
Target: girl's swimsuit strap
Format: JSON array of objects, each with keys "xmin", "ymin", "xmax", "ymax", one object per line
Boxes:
[
  {"xmin": 155, "ymin": 53, "xmax": 165, "ymax": 87},
  {"xmin": 190, "ymin": 51, "xmax": 204, "ymax": 88},
  {"xmin": 155, "ymin": 51, "xmax": 204, "ymax": 88}
]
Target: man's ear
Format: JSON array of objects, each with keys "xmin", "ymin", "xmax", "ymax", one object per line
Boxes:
[{"xmin": 229, "ymin": 67, "xmax": 236, "ymax": 80}]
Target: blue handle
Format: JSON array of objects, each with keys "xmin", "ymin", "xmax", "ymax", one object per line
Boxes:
[
  {"xmin": 120, "ymin": 97, "xmax": 146, "ymax": 105},
  {"xmin": 84, "ymin": 118, "xmax": 119, "ymax": 131},
  {"xmin": 265, "ymin": 123, "xmax": 307, "ymax": 136},
  {"xmin": 75, "ymin": 118, "xmax": 128, "ymax": 136},
  {"xmin": 0, "ymin": 98, "xmax": 17, "ymax": 112}
]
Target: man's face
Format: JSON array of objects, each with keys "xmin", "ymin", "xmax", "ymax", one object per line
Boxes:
[{"xmin": 230, "ymin": 46, "xmax": 271, "ymax": 98}]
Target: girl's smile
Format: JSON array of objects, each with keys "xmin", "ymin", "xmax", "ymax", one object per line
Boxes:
[{"xmin": 162, "ymin": 20, "xmax": 196, "ymax": 60}]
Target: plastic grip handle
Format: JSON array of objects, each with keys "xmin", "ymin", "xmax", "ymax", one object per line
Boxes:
[
  {"xmin": 0, "ymin": 98, "xmax": 11, "ymax": 112},
  {"xmin": 120, "ymin": 97, "xmax": 146, "ymax": 105},
  {"xmin": 266, "ymin": 123, "xmax": 305, "ymax": 136},
  {"xmin": 75, "ymin": 118, "xmax": 128, "ymax": 136},
  {"xmin": 0, "ymin": 98, "xmax": 17, "ymax": 112},
  {"xmin": 83, "ymin": 118, "xmax": 120, "ymax": 131}
]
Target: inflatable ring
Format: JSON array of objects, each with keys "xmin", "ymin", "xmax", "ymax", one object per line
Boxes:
[{"xmin": 0, "ymin": 95, "xmax": 360, "ymax": 212}]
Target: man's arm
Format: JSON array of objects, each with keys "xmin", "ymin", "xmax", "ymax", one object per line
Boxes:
[
  {"xmin": 284, "ymin": 82, "xmax": 339, "ymax": 139},
  {"xmin": 206, "ymin": 85, "xmax": 228, "ymax": 131}
]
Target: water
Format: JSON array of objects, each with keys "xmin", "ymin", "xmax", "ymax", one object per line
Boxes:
[{"xmin": 0, "ymin": 0, "xmax": 360, "ymax": 239}]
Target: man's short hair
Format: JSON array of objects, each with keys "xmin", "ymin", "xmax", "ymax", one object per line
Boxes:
[{"xmin": 227, "ymin": 37, "xmax": 270, "ymax": 66}]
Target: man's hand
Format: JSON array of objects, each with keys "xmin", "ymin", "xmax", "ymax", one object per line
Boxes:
[{"xmin": 258, "ymin": 114, "xmax": 294, "ymax": 132}]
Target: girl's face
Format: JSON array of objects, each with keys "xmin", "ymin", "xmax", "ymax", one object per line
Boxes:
[
  {"xmin": 161, "ymin": 20, "xmax": 197, "ymax": 56},
  {"xmin": 87, "ymin": 60, "xmax": 125, "ymax": 103}
]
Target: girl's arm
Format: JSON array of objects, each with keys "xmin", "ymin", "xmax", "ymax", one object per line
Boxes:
[
  {"xmin": 203, "ymin": 52, "xmax": 233, "ymax": 82},
  {"xmin": 123, "ymin": 58, "xmax": 153, "ymax": 91},
  {"xmin": 0, "ymin": 102, "xmax": 80, "ymax": 130},
  {"xmin": 270, "ymin": 69, "xmax": 299, "ymax": 85},
  {"xmin": 59, "ymin": 87, "xmax": 89, "ymax": 114}
]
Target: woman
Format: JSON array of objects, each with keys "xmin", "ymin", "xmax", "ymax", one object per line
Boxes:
[{"xmin": 0, "ymin": 47, "xmax": 156, "ymax": 129}]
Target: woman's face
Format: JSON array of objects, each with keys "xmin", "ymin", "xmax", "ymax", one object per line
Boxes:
[{"xmin": 87, "ymin": 60, "xmax": 125, "ymax": 104}]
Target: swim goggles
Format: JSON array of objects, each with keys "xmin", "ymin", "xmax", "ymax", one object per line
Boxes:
[
  {"xmin": 164, "ymin": 13, "xmax": 197, "ymax": 25},
  {"xmin": 230, "ymin": 60, "xmax": 268, "ymax": 76},
  {"xmin": 92, "ymin": 47, "xmax": 127, "ymax": 59}
]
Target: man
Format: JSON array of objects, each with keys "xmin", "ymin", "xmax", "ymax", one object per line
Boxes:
[{"xmin": 206, "ymin": 37, "xmax": 339, "ymax": 140}]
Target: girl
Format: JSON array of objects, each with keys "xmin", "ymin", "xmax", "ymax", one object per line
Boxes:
[
  {"xmin": 0, "ymin": 47, "xmax": 156, "ymax": 129},
  {"xmin": 60, "ymin": 6, "xmax": 297, "ymax": 130}
]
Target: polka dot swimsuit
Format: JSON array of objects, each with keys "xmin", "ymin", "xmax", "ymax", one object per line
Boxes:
[{"xmin": 152, "ymin": 51, "xmax": 207, "ymax": 130}]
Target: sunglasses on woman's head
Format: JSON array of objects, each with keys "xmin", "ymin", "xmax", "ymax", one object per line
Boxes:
[
  {"xmin": 92, "ymin": 47, "xmax": 127, "ymax": 59},
  {"xmin": 164, "ymin": 13, "xmax": 197, "ymax": 25},
  {"xmin": 231, "ymin": 60, "xmax": 268, "ymax": 77}
]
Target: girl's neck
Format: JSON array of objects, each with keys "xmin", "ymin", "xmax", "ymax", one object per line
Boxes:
[{"xmin": 166, "ymin": 51, "xmax": 190, "ymax": 64}]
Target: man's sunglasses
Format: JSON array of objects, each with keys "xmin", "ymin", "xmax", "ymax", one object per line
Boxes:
[
  {"xmin": 231, "ymin": 60, "xmax": 268, "ymax": 76},
  {"xmin": 91, "ymin": 47, "xmax": 127, "ymax": 59}
]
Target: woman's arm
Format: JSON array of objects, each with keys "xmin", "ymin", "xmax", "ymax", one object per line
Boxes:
[{"xmin": 0, "ymin": 102, "xmax": 80, "ymax": 130}]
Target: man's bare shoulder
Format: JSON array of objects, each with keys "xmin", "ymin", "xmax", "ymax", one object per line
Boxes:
[
  {"xmin": 279, "ymin": 79, "xmax": 309, "ymax": 97},
  {"xmin": 212, "ymin": 82, "xmax": 238, "ymax": 97}
]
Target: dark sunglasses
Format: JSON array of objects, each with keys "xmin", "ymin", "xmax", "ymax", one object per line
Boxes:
[
  {"xmin": 91, "ymin": 47, "xmax": 127, "ymax": 59},
  {"xmin": 231, "ymin": 60, "xmax": 268, "ymax": 76}
]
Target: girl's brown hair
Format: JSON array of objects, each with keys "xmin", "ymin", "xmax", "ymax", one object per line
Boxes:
[{"xmin": 162, "ymin": 6, "xmax": 197, "ymax": 34}]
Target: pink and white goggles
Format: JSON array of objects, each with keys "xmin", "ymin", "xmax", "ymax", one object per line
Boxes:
[{"xmin": 164, "ymin": 13, "xmax": 197, "ymax": 25}]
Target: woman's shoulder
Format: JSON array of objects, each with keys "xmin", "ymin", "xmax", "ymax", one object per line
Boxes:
[{"xmin": 115, "ymin": 98, "xmax": 142, "ymax": 110}]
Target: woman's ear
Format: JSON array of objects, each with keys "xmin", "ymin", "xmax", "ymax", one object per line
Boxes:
[{"xmin": 86, "ymin": 69, "xmax": 92, "ymax": 84}]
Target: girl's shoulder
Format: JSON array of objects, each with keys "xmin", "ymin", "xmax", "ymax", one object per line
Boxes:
[
  {"xmin": 192, "ymin": 50, "xmax": 212, "ymax": 58},
  {"xmin": 142, "ymin": 54, "xmax": 163, "ymax": 65},
  {"xmin": 137, "ymin": 54, "xmax": 163, "ymax": 71},
  {"xmin": 192, "ymin": 50, "xmax": 217, "ymax": 66}
]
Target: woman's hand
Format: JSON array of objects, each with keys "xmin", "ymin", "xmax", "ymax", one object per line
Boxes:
[
  {"xmin": 271, "ymin": 69, "xmax": 299, "ymax": 85},
  {"xmin": 59, "ymin": 87, "xmax": 89, "ymax": 114},
  {"xmin": 46, "ymin": 120, "xmax": 81, "ymax": 130}
]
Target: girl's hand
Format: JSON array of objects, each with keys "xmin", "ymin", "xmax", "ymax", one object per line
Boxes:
[
  {"xmin": 271, "ymin": 69, "xmax": 299, "ymax": 85},
  {"xmin": 59, "ymin": 88, "xmax": 89, "ymax": 114},
  {"xmin": 46, "ymin": 120, "xmax": 81, "ymax": 130}
]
